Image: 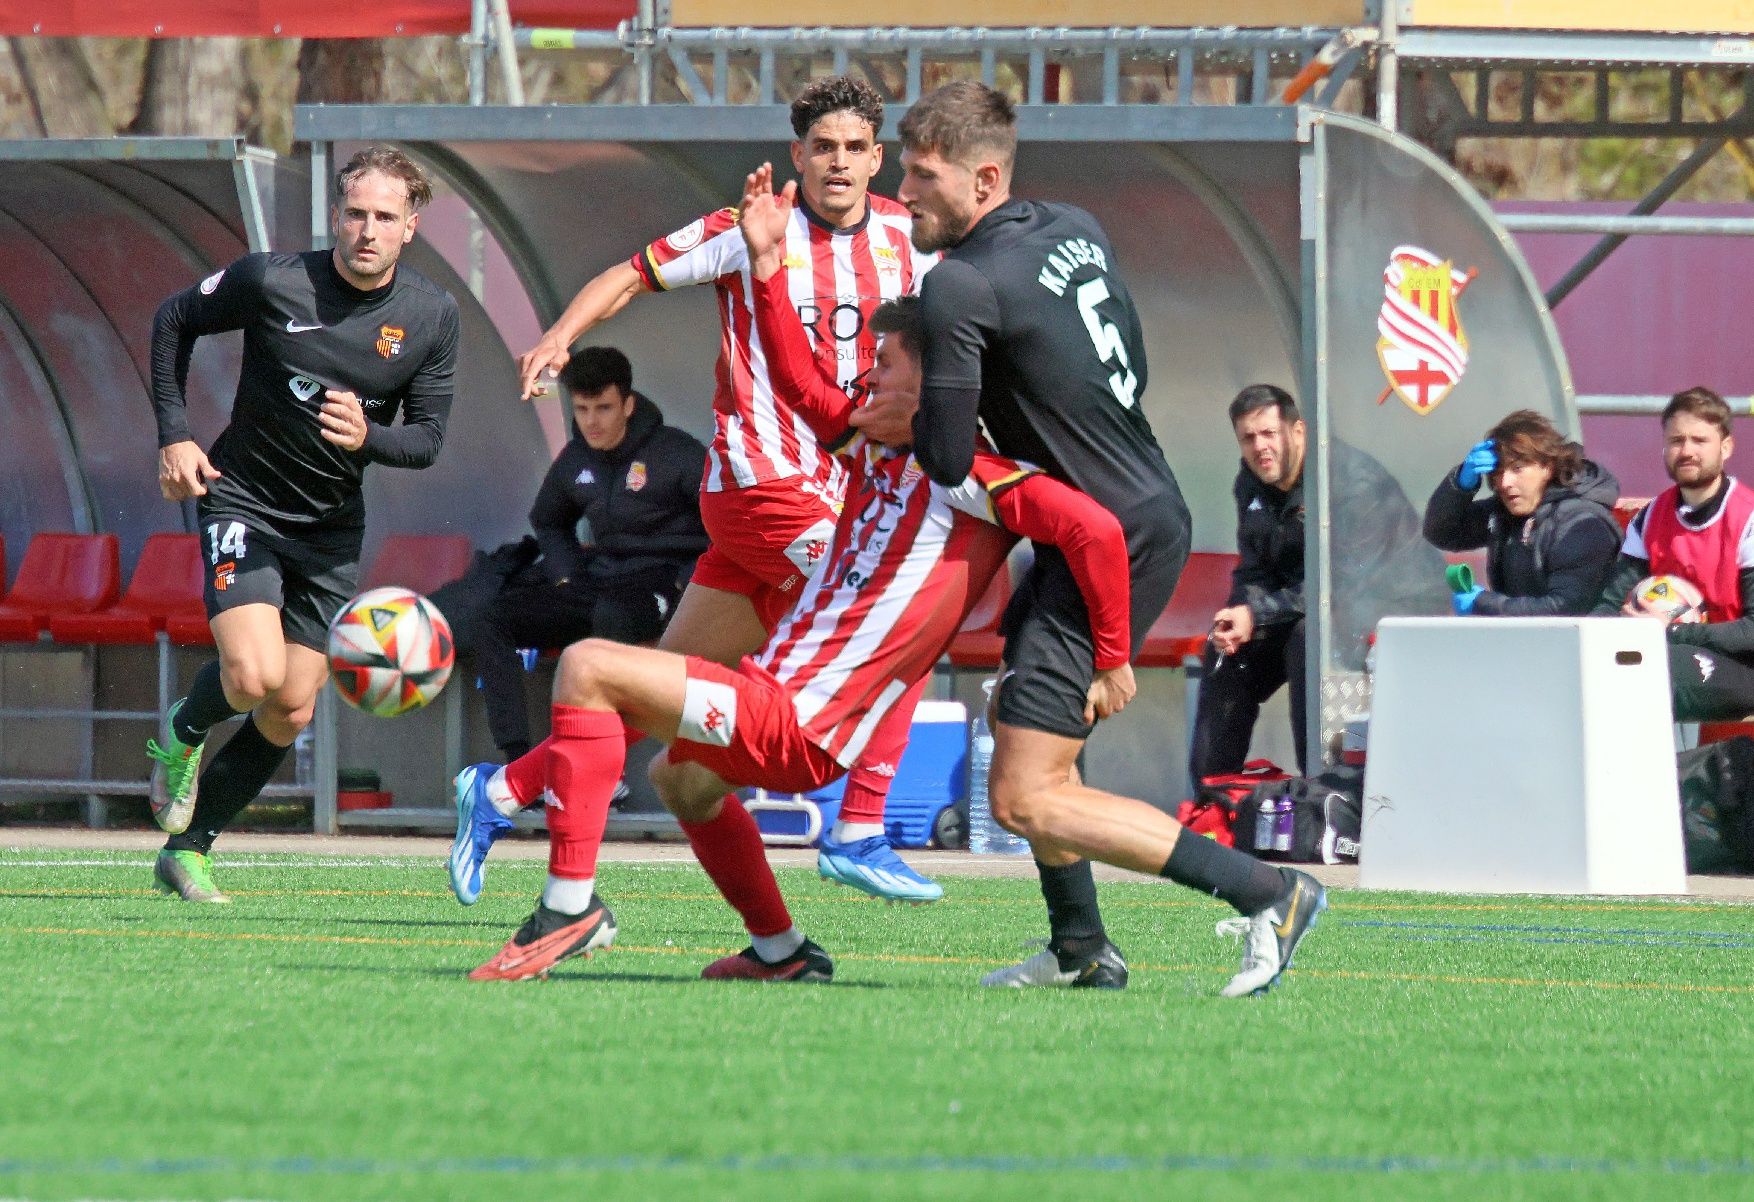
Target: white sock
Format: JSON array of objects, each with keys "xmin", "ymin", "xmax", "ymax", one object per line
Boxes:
[
  {"xmin": 542, "ymin": 874, "xmax": 595, "ymax": 914},
  {"xmin": 832, "ymin": 821, "xmax": 884, "ymax": 843},
  {"xmin": 486, "ymin": 767, "xmax": 521, "ymax": 817},
  {"xmin": 751, "ymin": 926, "xmax": 805, "ymax": 963}
]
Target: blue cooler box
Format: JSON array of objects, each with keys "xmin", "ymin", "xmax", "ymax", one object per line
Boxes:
[{"xmin": 752, "ymin": 700, "xmax": 967, "ymax": 848}]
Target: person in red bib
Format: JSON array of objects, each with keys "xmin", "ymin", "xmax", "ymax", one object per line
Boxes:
[{"xmin": 1594, "ymin": 387, "xmax": 1754, "ymax": 719}]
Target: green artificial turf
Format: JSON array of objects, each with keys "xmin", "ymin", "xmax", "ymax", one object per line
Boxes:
[{"xmin": 1, "ymin": 848, "xmax": 1752, "ymax": 1202}]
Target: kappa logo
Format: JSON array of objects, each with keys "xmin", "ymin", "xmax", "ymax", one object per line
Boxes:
[
  {"xmin": 1248, "ymin": 497, "xmax": 1263, "ymax": 512},
  {"xmin": 867, "ymin": 762, "xmax": 897, "ymax": 778},
  {"xmin": 376, "ymin": 325, "xmax": 405, "ymax": 359},
  {"xmin": 289, "ymin": 376, "xmax": 322, "ymax": 402},
  {"xmin": 576, "ymin": 468, "xmax": 595, "ymax": 485},
  {"xmin": 1697, "ymin": 653, "xmax": 1716, "ymax": 682},
  {"xmin": 654, "ymin": 594, "xmax": 670, "ymax": 619},
  {"xmin": 683, "ymin": 679, "xmax": 738, "ymax": 747},
  {"xmin": 785, "ymin": 519, "xmax": 839, "ymax": 575},
  {"xmin": 214, "ymin": 561, "xmax": 236, "ymax": 592},
  {"xmin": 199, "ymin": 270, "xmax": 224, "ymax": 295},
  {"xmin": 625, "ymin": 461, "xmax": 648, "ymax": 492}
]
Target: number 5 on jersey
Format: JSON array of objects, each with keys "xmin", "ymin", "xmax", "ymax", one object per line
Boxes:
[
  {"xmin": 207, "ymin": 521, "xmax": 248, "ymax": 565},
  {"xmin": 1076, "ymin": 277, "xmax": 1138, "ymax": 410}
]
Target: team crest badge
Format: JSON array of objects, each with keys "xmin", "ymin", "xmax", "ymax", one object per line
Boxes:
[
  {"xmin": 376, "ymin": 325, "xmax": 405, "ymax": 359},
  {"xmin": 1374, "ymin": 245, "xmax": 1477, "ymax": 414},
  {"xmin": 625, "ymin": 461, "xmax": 648, "ymax": 492},
  {"xmin": 666, "ymin": 218, "xmax": 706, "ymax": 252}
]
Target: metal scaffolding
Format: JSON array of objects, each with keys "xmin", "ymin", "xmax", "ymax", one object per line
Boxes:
[{"xmin": 470, "ymin": 14, "xmax": 1754, "ymax": 419}]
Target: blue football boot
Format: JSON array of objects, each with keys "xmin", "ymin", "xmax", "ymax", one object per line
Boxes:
[
  {"xmin": 450, "ymin": 762, "xmax": 514, "ymax": 905},
  {"xmin": 817, "ymin": 833, "xmax": 944, "ymax": 903}
]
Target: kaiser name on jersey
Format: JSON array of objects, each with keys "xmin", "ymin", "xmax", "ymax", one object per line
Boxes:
[{"xmin": 1036, "ymin": 237, "xmax": 1110, "ymax": 297}]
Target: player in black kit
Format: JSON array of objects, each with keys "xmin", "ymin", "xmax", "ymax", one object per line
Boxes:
[
  {"xmin": 145, "ymin": 147, "xmax": 461, "ymax": 902},
  {"xmin": 898, "ymin": 83, "xmax": 1326, "ymax": 997}
]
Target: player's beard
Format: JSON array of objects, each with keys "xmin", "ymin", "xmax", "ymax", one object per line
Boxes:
[
  {"xmin": 1668, "ymin": 458, "xmax": 1721, "ymax": 490},
  {"xmin": 910, "ymin": 199, "xmax": 977, "ymax": 253}
]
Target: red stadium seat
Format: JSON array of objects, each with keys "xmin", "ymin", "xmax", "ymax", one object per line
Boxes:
[
  {"xmin": 1135, "ymin": 552, "xmax": 1240, "ymax": 668},
  {"xmin": 945, "ymin": 568, "xmax": 1014, "ymax": 668},
  {"xmin": 165, "ymin": 612, "xmax": 217, "ymax": 647},
  {"xmin": 363, "ymin": 534, "xmax": 474, "ymax": 597},
  {"xmin": 50, "ymin": 533, "xmax": 204, "ymax": 645},
  {"xmin": 1613, "ymin": 497, "xmax": 1647, "ymax": 533},
  {"xmin": 0, "ymin": 533, "xmax": 120, "ymax": 642}
]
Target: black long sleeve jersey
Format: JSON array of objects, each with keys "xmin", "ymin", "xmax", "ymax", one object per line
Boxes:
[
  {"xmin": 151, "ymin": 250, "xmax": 461, "ymax": 531},
  {"xmin": 911, "ymin": 199, "xmax": 1188, "ymax": 546}
]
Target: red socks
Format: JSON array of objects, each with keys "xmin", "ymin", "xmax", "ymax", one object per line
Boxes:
[
  {"xmin": 504, "ymin": 715, "xmax": 640, "ymax": 807},
  {"xmin": 680, "ymin": 795, "xmax": 793, "ymax": 937},
  {"xmin": 838, "ymin": 676, "xmax": 929, "ymax": 823},
  {"xmin": 502, "ymin": 737, "xmax": 552, "ymax": 807},
  {"xmin": 543, "ymin": 707, "xmax": 625, "ymax": 882}
]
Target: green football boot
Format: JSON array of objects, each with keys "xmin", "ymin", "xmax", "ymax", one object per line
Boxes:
[
  {"xmin": 146, "ymin": 699, "xmax": 203, "ymax": 835},
  {"xmin": 153, "ymin": 849, "xmax": 230, "ymax": 904}
]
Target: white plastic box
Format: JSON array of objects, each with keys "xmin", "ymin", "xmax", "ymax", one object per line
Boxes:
[{"xmin": 1360, "ymin": 617, "xmax": 1686, "ymax": 895}]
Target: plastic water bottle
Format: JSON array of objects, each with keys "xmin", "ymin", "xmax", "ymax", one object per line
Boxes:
[
  {"xmin": 967, "ymin": 679, "xmax": 1030, "ymax": 855},
  {"xmin": 1253, "ymin": 793, "xmax": 1275, "ymax": 853},
  {"xmin": 1252, "ymin": 791, "xmax": 1294, "ymax": 856},
  {"xmin": 1272, "ymin": 793, "xmax": 1295, "ymax": 853},
  {"xmin": 294, "ymin": 728, "xmax": 315, "ymax": 787}
]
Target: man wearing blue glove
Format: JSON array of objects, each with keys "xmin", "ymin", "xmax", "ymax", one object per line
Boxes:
[{"xmin": 1424, "ymin": 410, "xmax": 1621, "ymax": 617}]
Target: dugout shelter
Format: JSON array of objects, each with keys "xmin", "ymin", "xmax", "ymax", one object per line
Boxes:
[
  {"xmin": 296, "ymin": 100, "xmax": 1575, "ymax": 795},
  {"xmin": 0, "ymin": 138, "xmax": 544, "ymax": 822}
]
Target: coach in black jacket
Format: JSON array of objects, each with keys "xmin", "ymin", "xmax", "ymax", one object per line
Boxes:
[
  {"xmin": 1190, "ymin": 385, "xmax": 1311, "ymax": 781},
  {"xmin": 477, "ymin": 347, "xmax": 708, "ymax": 760},
  {"xmin": 1423, "ymin": 409, "xmax": 1621, "ymax": 618}
]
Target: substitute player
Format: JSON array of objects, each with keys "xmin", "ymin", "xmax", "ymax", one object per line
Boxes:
[
  {"xmin": 146, "ymin": 147, "xmax": 460, "ymax": 902},
  {"xmin": 899, "ymin": 82, "xmax": 1325, "ymax": 997},
  {"xmin": 462, "ymin": 291, "xmax": 1133, "ymax": 981},
  {"xmin": 512, "ymin": 76, "xmax": 943, "ymax": 902}
]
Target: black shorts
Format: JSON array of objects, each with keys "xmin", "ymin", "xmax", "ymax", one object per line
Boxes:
[
  {"xmin": 197, "ymin": 511, "xmax": 362, "ymax": 653},
  {"xmin": 996, "ymin": 515, "xmax": 1189, "ymax": 740}
]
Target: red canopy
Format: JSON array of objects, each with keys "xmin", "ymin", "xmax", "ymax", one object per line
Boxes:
[{"xmin": 2, "ymin": 2, "xmax": 634, "ymax": 37}]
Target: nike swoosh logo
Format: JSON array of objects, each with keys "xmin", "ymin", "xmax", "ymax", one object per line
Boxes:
[
  {"xmin": 285, "ymin": 320, "xmax": 323, "ymax": 333},
  {"xmin": 1273, "ymin": 881, "xmax": 1304, "ymax": 939}
]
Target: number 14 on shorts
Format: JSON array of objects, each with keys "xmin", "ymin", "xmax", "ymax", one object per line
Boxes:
[{"xmin": 207, "ymin": 521, "xmax": 248, "ymax": 564}]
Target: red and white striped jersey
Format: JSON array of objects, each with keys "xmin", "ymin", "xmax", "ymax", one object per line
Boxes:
[
  {"xmin": 629, "ymin": 196, "xmax": 932, "ymax": 495},
  {"xmin": 753, "ymin": 444, "xmax": 1018, "ymax": 767}
]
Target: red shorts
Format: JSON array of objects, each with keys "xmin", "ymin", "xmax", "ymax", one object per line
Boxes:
[
  {"xmin": 666, "ymin": 655, "xmax": 843, "ymax": 794},
  {"xmin": 690, "ymin": 478, "xmax": 841, "ymax": 630}
]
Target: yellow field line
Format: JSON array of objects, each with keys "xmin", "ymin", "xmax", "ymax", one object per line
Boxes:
[
  {"xmin": 4, "ymin": 923, "xmax": 1751, "ymax": 994},
  {"xmin": 3, "ymin": 885, "xmax": 1745, "ymax": 918}
]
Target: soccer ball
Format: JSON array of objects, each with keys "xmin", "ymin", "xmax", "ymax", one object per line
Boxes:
[
  {"xmin": 326, "ymin": 587, "xmax": 455, "ymax": 717},
  {"xmin": 1630, "ymin": 574, "xmax": 1705, "ymax": 625}
]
